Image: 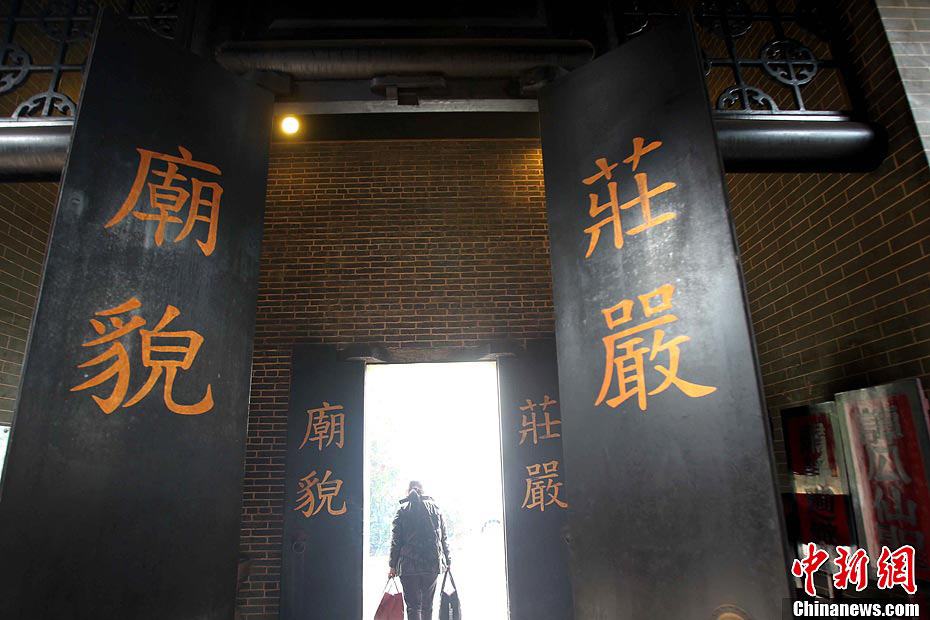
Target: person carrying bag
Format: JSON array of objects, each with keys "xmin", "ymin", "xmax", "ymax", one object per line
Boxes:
[
  {"xmin": 374, "ymin": 578, "xmax": 404, "ymax": 620},
  {"xmin": 438, "ymin": 569, "xmax": 461, "ymax": 620},
  {"xmin": 388, "ymin": 481, "xmax": 451, "ymax": 620}
]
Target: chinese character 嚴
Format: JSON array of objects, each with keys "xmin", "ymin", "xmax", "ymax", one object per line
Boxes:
[
  {"xmin": 294, "ymin": 469, "xmax": 347, "ymax": 518},
  {"xmin": 106, "ymin": 146, "xmax": 223, "ymax": 256},
  {"xmin": 595, "ymin": 284, "xmax": 716, "ymax": 411},
  {"xmin": 299, "ymin": 402, "xmax": 345, "ymax": 450},
  {"xmin": 521, "ymin": 460, "xmax": 568, "ymax": 512},
  {"xmin": 519, "ymin": 395, "xmax": 561, "ymax": 446},
  {"xmin": 876, "ymin": 545, "xmax": 916, "ymax": 594},
  {"xmin": 833, "ymin": 547, "xmax": 869, "ymax": 592},
  {"xmin": 70, "ymin": 298, "xmax": 213, "ymax": 415},
  {"xmin": 791, "ymin": 542, "xmax": 829, "ymax": 597},
  {"xmin": 580, "ymin": 138, "xmax": 676, "ymax": 258}
]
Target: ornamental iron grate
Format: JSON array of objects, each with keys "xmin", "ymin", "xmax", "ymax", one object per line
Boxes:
[
  {"xmin": 616, "ymin": 0, "xmax": 859, "ymax": 117},
  {"xmin": 0, "ymin": 0, "xmax": 191, "ymax": 119},
  {"xmin": 0, "ymin": 0, "xmax": 861, "ymax": 120}
]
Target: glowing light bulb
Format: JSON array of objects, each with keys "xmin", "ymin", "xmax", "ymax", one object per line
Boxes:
[{"xmin": 281, "ymin": 116, "xmax": 300, "ymax": 134}]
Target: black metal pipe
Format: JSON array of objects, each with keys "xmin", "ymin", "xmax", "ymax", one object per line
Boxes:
[
  {"xmin": 215, "ymin": 39, "xmax": 595, "ymax": 80},
  {"xmin": 0, "ymin": 123, "xmax": 71, "ymax": 180},
  {"xmin": 0, "ymin": 117, "xmax": 886, "ymax": 179},
  {"xmin": 716, "ymin": 118, "xmax": 886, "ymax": 173}
]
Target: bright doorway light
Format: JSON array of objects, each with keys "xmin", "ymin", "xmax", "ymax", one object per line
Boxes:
[
  {"xmin": 364, "ymin": 361, "xmax": 507, "ymax": 620},
  {"xmin": 280, "ymin": 116, "xmax": 300, "ymax": 134},
  {"xmin": 0, "ymin": 425, "xmax": 9, "ymax": 484}
]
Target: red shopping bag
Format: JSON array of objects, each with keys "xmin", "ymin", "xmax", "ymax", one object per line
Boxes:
[{"xmin": 374, "ymin": 578, "xmax": 404, "ymax": 620}]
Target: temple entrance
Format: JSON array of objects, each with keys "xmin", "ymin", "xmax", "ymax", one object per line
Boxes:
[{"xmin": 363, "ymin": 361, "xmax": 507, "ymax": 620}]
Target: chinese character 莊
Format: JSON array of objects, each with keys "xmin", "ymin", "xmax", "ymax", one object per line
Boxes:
[
  {"xmin": 70, "ymin": 297, "xmax": 213, "ymax": 415},
  {"xmin": 521, "ymin": 460, "xmax": 568, "ymax": 512},
  {"xmin": 519, "ymin": 395, "xmax": 561, "ymax": 446},
  {"xmin": 106, "ymin": 146, "xmax": 223, "ymax": 256},
  {"xmin": 294, "ymin": 469, "xmax": 348, "ymax": 518},
  {"xmin": 299, "ymin": 402, "xmax": 345, "ymax": 450},
  {"xmin": 596, "ymin": 283, "xmax": 716, "ymax": 411},
  {"xmin": 580, "ymin": 137, "xmax": 677, "ymax": 258}
]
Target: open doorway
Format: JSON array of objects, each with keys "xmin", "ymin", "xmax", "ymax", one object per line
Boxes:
[{"xmin": 363, "ymin": 361, "xmax": 507, "ymax": 620}]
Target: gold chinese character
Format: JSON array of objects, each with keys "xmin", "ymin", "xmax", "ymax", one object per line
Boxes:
[
  {"xmin": 294, "ymin": 469, "xmax": 347, "ymax": 517},
  {"xmin": 69, "ymin": 298, "xmax": 144, "ymax": 413},
  {"xmin": 519, "ymin": 395, "xmax": 561, "ymax": 445},
  {"xmin": 581, "ymin": 138, "xmax": 676, "ymax": 258},
  {"xmin": 106, "ymin": 146, "xmax": 223, "ymax": 256},
  {"xmin": 300, "ymin": 402, "xmax": 345, "ymax": 450},
  {"xmin": 596, "ymin": 284, "xmax": 716, "ymax": 411},
  {"xmin": 522, "ymin": 460, "xmax": 568, "ymax": 512},
  {"xmin": 71, "ymin": 298, "xmax": 213, "ymax": 415}
]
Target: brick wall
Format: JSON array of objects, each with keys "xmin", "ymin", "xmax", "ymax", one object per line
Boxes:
[
  {"xmin": 0, "ymin": 182, "xmax": 57, "ymax": 425},
  {"xmin": 727, "ymin": 0, "xmax": 930, "ymax": 490},
  {"xmin": 877, "ymin": 0, "xmax": 930, "ymax": 162},
  {"xmin": 238, "ymin": 139, "xmax": 553, "ymax": 618}
]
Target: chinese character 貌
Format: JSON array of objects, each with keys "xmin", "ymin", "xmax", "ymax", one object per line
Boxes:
[
  {"xmin": 71, "ymin": 298, "xmax": 213, "ymax": 415},
  {"xmin": 294, "ymin": 469, "xmax": 347, "ymax": 518}
]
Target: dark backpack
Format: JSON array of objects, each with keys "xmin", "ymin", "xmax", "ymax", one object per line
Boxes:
[{"xmin": 438, "ymin": 570, "xmax": 461, "ymax": 620}]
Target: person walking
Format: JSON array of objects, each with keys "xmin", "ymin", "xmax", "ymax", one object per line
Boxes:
[{"xmin": 388, "ymin": 480, "xmax": 451, "ymax": 620}]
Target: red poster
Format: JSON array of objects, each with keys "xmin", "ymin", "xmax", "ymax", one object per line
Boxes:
[{"xmin": 839, "ymin": 380, "xmax": 930, "ymax": 581}]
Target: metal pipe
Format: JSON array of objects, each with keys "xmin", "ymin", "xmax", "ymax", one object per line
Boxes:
[
  {"xmin": 715, "ymin": 118, "xmax": 886, "ymax": 173},
  {"xmin": 0, "ymin": 117, "xmax": 885, "ymax": 179},
  {"xmin": 0, "ymin": 123, "xmax": 71, "ymax": 180},
  {"xmin": 215, "ymin": 39, "xmax": 595, "ymax": 80}
]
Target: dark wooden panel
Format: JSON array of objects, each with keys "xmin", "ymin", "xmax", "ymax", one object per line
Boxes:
[
  {"xmin": 538, "ymin": 18, "xmax": 790, "ymax": 620},
  {"xmin": 498, "ymin": 339, "xmax": 573, "ymax": 620},
  {"xmin": 281, "ymin": 347, "xmax": 365, "ymax": 620},
  {"xmin": 0, "ymin": 12, "xmax": 272, "ymax": 620}
]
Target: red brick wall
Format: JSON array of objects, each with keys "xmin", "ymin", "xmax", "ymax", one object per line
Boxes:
[
  {"xmin": 238, "ymin": 139, "xmax": 553, "ymax": 618},
  {"xmin": 727, "ymin": 0, "xmax": 930, "ymax": 490},
  {"xmin": 0, "ymin": 182, "xmax": 58, "ymax": 425}
]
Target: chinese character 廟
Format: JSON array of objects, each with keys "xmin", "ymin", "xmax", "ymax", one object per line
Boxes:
[
  {"xmin": 300, "ymin": 402, "xmax": 345, "ymax": 450},
  {"xmin": 106, "ymin": 146, "xmax": 223, "ymax": 256}
]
